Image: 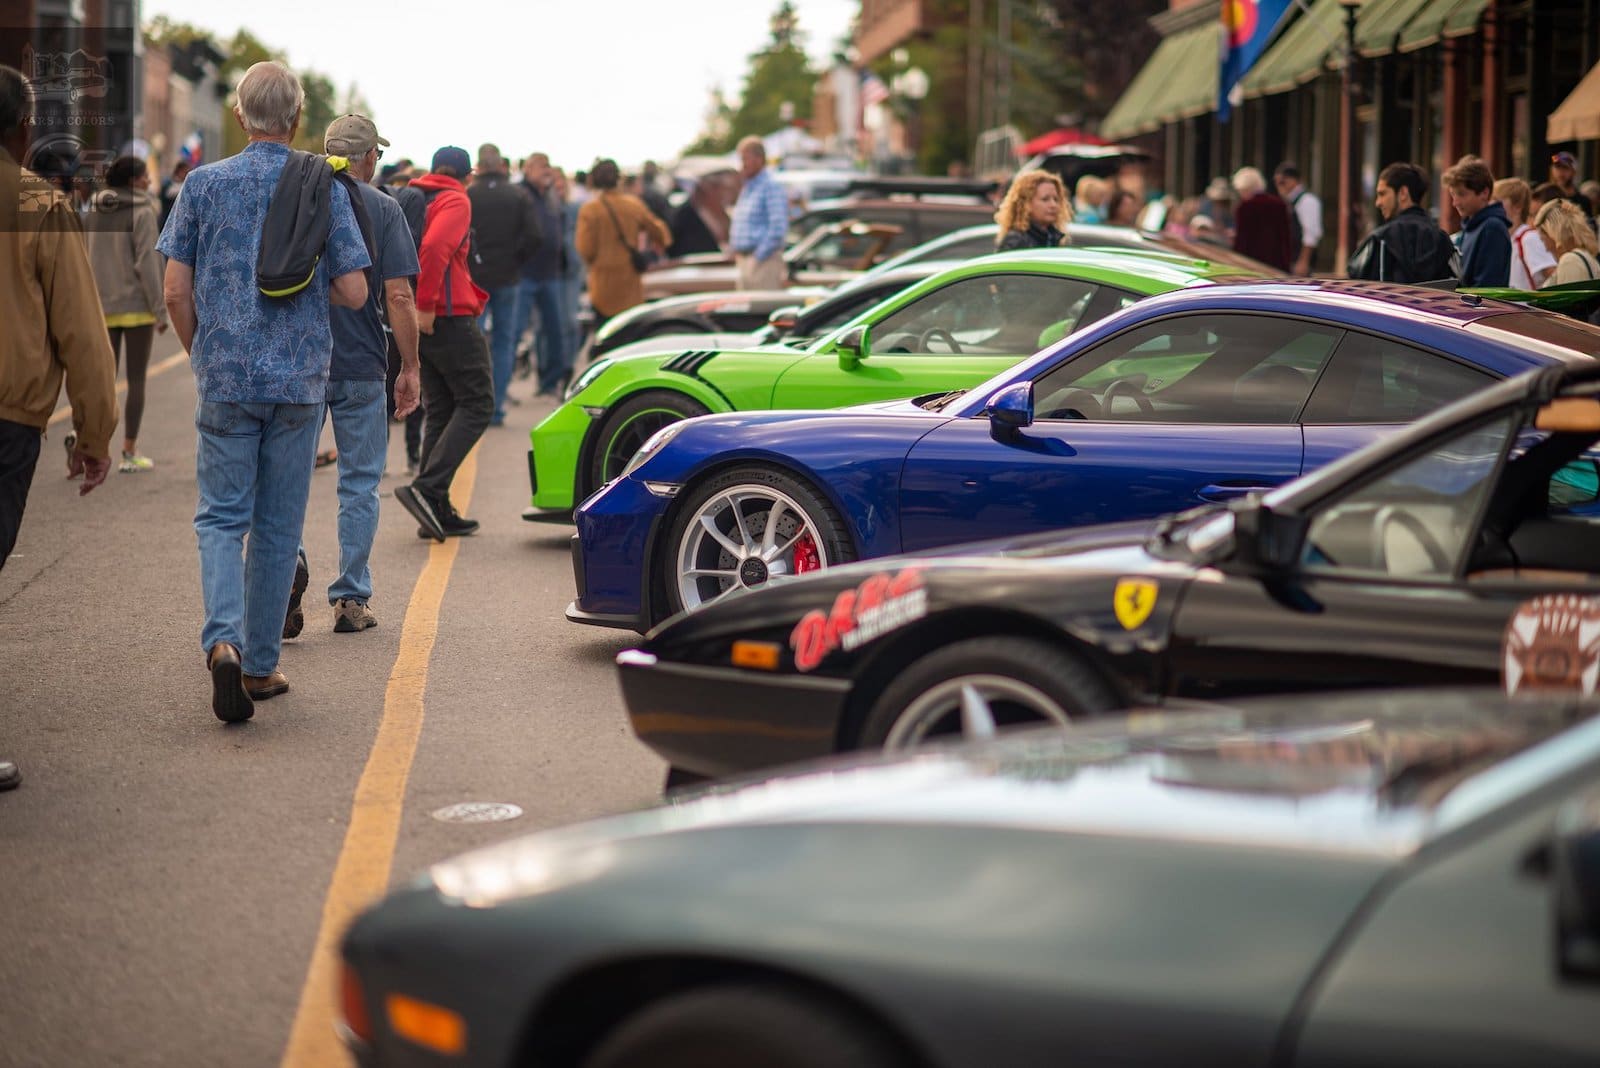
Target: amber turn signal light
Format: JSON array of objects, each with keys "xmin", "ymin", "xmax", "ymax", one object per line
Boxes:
[
  {"xmin": 387, "ymin": 993, "xmax": 467, "ymax": 1056},
  {"xmin": 731, "ymin": 640, "xmax": 781, "ymax": 670}
]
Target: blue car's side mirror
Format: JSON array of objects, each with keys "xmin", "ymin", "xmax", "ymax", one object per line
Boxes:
[{"xmin": 987, "ymin": 382, "xmax": 1034, "ymax": 440}]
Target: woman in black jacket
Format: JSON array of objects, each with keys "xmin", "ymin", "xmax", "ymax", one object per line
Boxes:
[{"xmin": 995, "ymin": 170, "xmax": 1072, "ymax": 251}]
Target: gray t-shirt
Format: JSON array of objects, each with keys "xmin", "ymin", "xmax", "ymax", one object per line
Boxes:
[{"xmin": 330, "ymin": 181, "xmax": 420, "ymax": 381}]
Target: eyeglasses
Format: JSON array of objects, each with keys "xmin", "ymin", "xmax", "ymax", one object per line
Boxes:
[{"xmin": 375, "ymin": 148, "xmax": 384, "ymax": 160}]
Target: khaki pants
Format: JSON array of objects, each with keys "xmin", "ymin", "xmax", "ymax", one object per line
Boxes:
[{"xmin": 736, "ymin": 252, "xmax": 786, "ymax": 291}]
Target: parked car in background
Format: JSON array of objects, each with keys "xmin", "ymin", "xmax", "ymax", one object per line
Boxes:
[
  {"xmin": 642, "ymin": 219, "xmax": 903, "ymax": 301},
  {"xmin": 532, "ymin": 248, "xmax": 1247, "ymax": 523},
  {"xmin": 341, "ymin": 687, "xmax": 1600, "ymax": 1068},
  {"xmin": 615, "ymin": 354, "xmax": 1600, "ymax": 783}
]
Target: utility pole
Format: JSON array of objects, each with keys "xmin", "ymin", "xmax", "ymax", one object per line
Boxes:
[
  {"xmin": 997, "ymin": 0, "xmax": 1012, "ymax": 130},
  {"xmin": 968, "ymin": 0, "xmax": 984, "ymax": 144}
]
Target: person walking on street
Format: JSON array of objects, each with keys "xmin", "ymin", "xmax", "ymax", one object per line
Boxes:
[
  {"xmin": 1274, "ymin": 162, "xmax": 1323, "ymax": 276},
  {"xmin": 86, "ymin": 155, "xmax": 169, "ymax": 472},
  {"xmin": 157, "ymin": 61, "xmax": 370, "ymax": 724},
  {"xmin": 575, "ymin": 158, "xmax": 670, "ymax": 331},
  {"xmin": 1445, "ymin": 156, "xmax": 1511, "ymax": 287},
  {"xmin": 0, "ymin": 63, "xmax": 119, "ymax": 788},
  {"xmin": 1347, "ymin": 162, "xmax": 1459, "ymax": 283},
  {"xmin": 466, "ymin": 144, "xmax": 540, "ymax": 426},
  {"xmin": 159, "ymin": 158, "xmax": 188, "ymax": 231},
  {"xmin": 994, "ymin": 170, "xmax": 1070, "ymax": 250},
  {"xmin": 286, "ymin": 114, "xmax": 421, "ymax": 639},
  {"xmin": 1532, "ymin": 199, "xmax": 1600, "ymax": 288},
  {"xmin": 1231, "ymin": 167, "xmax": 1294, "ymax": 273},
  {"xmin": 554, "ymin": 168, "xmax": 588, "ymax": 359},
  {"xmin": 1495, "ymin": 177, "xmax": 1556, "ymax": 290},
  {"xmin": 394, "ymin": 146, "xmax": 493, "ymax": 543},
  {"xmin": 728, "ymin": 137, "xmax": 788, "ymax": 291},
  {"xmin": 1548, "ymin": 151, "xmax": 1594, "ymax": 223},
  {"xmin": 516, "ymin": 153, "xmax": 574, "ymax": 397}
]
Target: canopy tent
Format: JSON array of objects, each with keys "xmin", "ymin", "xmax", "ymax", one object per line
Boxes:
[{"xmin": 1549, "ymin": 60, "xmax": 1600, "ymax": 143}]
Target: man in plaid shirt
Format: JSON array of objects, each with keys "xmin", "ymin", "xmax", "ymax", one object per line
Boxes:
[{"xmin": 729, "ymin": 136, "xmax": 790, "ymax": 291}]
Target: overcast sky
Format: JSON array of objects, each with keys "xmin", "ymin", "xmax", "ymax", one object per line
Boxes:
[{"xmin": 143, "ymin": 0, "xmax": 857, "ymax": 170}]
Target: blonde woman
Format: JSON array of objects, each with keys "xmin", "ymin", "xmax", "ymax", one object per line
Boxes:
[
  {"xmin": 1494, "ymin": 177, "xmax": 1555, "ymax": 289},
  {"xmin": 1533, "ymin": 199, "xmax": 1600, "ymax": 286},
  {"xmin": 995, "ymin": 170, "xmax": 1072, "ymax": 251}
]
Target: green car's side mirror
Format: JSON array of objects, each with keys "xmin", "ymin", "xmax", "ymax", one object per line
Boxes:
[{"xmin": 836, "ymin": 325, "xmax": 872, "ymax": 370}]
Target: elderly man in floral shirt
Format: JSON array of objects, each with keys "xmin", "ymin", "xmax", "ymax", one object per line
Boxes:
[{"xmin": 159, "ymin": 61, "xmax": 369, "ymax": 724}]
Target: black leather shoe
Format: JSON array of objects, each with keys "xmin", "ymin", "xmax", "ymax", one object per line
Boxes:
[
  {"xmin": 0, "ymin": 760, "xmax": 20, "ymax": 792},
  {"xmin": 283, "ymin": 550, "xmax": 309, "ymax": 639},
  {"xmin": 208, "ymin": 642, "xmax": 254, "ymax": 724}
]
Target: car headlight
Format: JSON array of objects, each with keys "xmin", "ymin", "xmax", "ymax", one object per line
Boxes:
[
  {"xmin": 565, "ymin": 360, "xmax": 611, "ymax": 401},
  {"xmin": 620, "ymin": 419, "xmax": 689, "ymax": 478}
]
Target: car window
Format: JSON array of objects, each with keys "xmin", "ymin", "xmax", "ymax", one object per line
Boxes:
[
  {"xmin": 800, "ymin": 227, "xmax": 894, "ymax": 268},
  {"xmin": 796, "ymin": 284, "xmax": 900, "ymax": 336},
  {"xmin": 1301, "ymin": 414, "xmax": 1515, "ymax": 577},
  {"xmin": 895, "ymin": 232, "xmax": 998, "ymax": 268},
  {"xmin": 870, "ymin": 273, "xmax": 1101, "ymax": 357},
  {"xmin": 1033, "ymin": 314, "xmax": 1340, "ymax": 424},
  {"xmin": 1303, "ymin": 332, "xmax": 1494, "ymax": 424}
]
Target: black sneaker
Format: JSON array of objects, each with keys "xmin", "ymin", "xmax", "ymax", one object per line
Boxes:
[
  {"xmin": 397, "ymin": 484, "xmax": 446, "ymax": 542},
  {"xmin": 436, "ymin": 498, "xmax": 480, "ymax": 537},
  {"xmin": 282, "ymin": 550, "xmax": 309, "ymax": 639}
]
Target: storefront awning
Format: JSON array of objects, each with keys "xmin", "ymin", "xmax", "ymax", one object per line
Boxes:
[
  {"xmin": 1101, "ymin": 22, "xmax": 1220, "ymax": 140},
  {"xmin": 1355, "ymin": 0, "xmax": 1437, "ymax": 58},
  {"xmin": 1398, "ymin": 0, "xmax": 1492, "ymax": 52},
  {"xmin": 1549, "ymin": 60, "xmax": 1600, "ymax": 143},
  {"xmin": 1239, "ymin": 0, "xmax": 1344, "ymax": 98}
]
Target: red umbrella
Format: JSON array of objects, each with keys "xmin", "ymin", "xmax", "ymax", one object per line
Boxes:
[{"xmin": 1017, "ymin": 128, "xmax": 1110, "ymax": 156}]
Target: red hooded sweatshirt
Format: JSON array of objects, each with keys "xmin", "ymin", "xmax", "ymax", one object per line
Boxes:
[{"xmin": 410, "ymin": 172, "xmax": 488, "ymax": 317}]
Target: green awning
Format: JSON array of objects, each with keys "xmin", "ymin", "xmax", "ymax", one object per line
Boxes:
[
  {"xmin": 1399, "ymin": 0, "xmax": 1491, "ymax": 52},
  {"xmin": 1241, "ymin": 0, "xmax": 1343, "ymax": 98},
  {"xmin": 1102, "ymin": 22, "xmax": 1221, "ymax": 139},
  {"xmin": 1355, "ymin": 0, "xmax": 1436, "ymax": 57}
]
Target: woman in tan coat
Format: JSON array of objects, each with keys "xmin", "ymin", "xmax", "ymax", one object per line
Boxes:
[{"xmin": 575, "ymin": 159, "xmax": 671, "ymax": 327}]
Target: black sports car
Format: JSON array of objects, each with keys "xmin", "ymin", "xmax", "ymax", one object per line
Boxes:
[
  {"xmin": 340, "ymin": 688, "xmax": 1600, "ymax": 1067},
  {"xmin": 619, "ymin": 360, "xmax": 1600, "ymax": 783}
]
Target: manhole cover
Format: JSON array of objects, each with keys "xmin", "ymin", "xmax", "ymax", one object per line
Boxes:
[{"xmin": 431, "ymin": 802, "xmax": 524, "ymax": 824}]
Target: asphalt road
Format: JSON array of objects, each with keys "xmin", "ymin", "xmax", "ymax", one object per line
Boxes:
[{"xmin": 0, "ymin": 331, "xmax": 663, "ymax": 1066}]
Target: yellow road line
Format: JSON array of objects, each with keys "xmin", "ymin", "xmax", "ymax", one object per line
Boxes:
[
  {"xmin": 46, "ymin": 349, "xmax": 189, "ymax": 425},
  {"xmin": 279, "ymin": 448, "xmax": 479, "ymax": 1067}
]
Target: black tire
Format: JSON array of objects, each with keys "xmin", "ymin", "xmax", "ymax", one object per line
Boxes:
[
  {"xmin": 663, "ymin": 766, "xmax": 709, "ymax": 792},
  {"xmin": 659, "ymin": 465, "xmax": 856, "ymax": 623},
  {"xmin": 858, "ymin": 636, "xmax": 1118, "ymax": 751},
  {"xmin": 584, "ymin": 390, "xmax": 709, "ymax": 500},
  {"xmin": 583, "ymin": 983, "xmax": 907, "ymax": 1068}
]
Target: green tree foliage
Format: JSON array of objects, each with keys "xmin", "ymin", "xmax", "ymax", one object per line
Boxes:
[{"xmin": 686, "ymin": 2, "xmax": 815, "ymax": 154}]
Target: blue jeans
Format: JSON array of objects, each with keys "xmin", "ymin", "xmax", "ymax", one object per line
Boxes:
[
  {"xmin": 195, "ymin": 400, "xmax": 322, "ymax": 676},
  {"xmin": 478, "ymin": 283, "xmax": 521, "ymax": 424},
  {"xmin": 323, "ymin": 379, "xmax": 386, "ymax": 604},
  {"xmin": 516, "ymin": 276, "xmax": 572, "ymax": 394}
]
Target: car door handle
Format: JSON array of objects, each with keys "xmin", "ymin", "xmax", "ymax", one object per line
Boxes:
[{"xmin": 1197, "ymin": 483, "xmax": 1278, "ymax": 502}]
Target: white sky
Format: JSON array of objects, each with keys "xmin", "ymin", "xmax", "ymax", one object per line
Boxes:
[{"xmin": 143, "ymin": 0, "xmax": 857, "ymax": 170}]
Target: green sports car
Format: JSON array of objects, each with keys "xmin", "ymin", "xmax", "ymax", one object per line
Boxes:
[{"xmin": 526, "ymin": 248, "xmax": 1255, "ymax": 515}]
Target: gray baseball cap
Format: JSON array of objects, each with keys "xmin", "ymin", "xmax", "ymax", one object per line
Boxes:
[{"xmin": 324, "ymin": 114, "xmax": 389, "ymax": 156}]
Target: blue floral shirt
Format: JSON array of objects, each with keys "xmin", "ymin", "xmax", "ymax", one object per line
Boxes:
[{"xmin": 157, "ymin": 141, "xmax": 370, "ymax": 404}]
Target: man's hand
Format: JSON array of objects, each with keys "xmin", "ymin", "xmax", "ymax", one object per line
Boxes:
[
  {"xmin": 394, "ymin": 367, "xmax": 421, "ymax": 419},
  {"xmin": 68, "ymin": 450, "xmax": 111, "ymax": 495},
  {"xmin": 156, "ymin": 320, "xmax": 169, "ymax": 335},
  {"xmin": 416, "ymin": 309, "xmax": 436, "ymax": 335}
]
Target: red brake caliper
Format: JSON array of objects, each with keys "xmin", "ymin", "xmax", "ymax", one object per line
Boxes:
[{"xmin": 793, "ymin": 533, "xmax": 821, "ymax": 573}]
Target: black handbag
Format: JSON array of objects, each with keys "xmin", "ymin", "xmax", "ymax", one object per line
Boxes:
[{"xmin": 602, "ymin": 197, "xmax": 652, "ymax": 273}]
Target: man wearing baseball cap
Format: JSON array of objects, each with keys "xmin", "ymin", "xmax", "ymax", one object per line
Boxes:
[
  {"xmin": 285, "ymin": 114, "xmax": 422, "ymax": 638},
  {"xmin": 392, "ymin": 146, "xmax": 493, "ymax": 542},
  {"xmin": 1548, "ymin": 151, "xmax": 1595, "ymax": 225}
]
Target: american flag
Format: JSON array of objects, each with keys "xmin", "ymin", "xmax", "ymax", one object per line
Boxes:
[{"xmin": 861, "ymin": 73, "xmax": 890, "ymax": 107}]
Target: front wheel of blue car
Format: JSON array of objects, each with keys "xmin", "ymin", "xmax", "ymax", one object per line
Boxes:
[
  {"xmin": 662, "ymin": 465, "xmax": 855, "ymax": 622},
  {"xmin": 860, "ymin": 637, "xmax": 1119, "ymax": 751}
]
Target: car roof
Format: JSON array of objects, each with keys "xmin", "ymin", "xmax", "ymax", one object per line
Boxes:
[
  {"xmin": 958, "ymin": 246, "xmax": 1248, "ymax": 285},
  {"xmin": 1123, "ymin": 277, "xmax": 1528, "ymax": 325}
]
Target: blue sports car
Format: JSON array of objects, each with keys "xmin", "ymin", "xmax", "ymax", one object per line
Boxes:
[{"xmin": 569, "ymin": 280, "xmax": 1600, "ymax": 632}]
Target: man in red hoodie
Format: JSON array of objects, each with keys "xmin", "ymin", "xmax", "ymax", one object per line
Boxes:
[{"xmin": 394, "ymin": 146, "xmax": 493, "ymax": 542}]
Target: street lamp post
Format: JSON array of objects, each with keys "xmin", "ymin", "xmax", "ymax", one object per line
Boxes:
[{"xmin": 1337, "ymin": 0, "xmax": 1365, "ymax": 271}]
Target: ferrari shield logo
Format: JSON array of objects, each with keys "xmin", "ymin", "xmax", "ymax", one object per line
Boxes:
[{"xmin": 1113, "ymin": 579, "xmax": 1158, "ymax": 631}]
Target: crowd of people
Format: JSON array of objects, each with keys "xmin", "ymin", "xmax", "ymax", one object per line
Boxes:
[{"xmin": 6, "ymin": 49, "xmax": 1600, "ymax": 787}]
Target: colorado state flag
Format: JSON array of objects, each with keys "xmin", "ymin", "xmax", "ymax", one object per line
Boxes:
[{"xmin": 1219, "ymin": 0, "xmax": 1296, "ymax": 122}]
